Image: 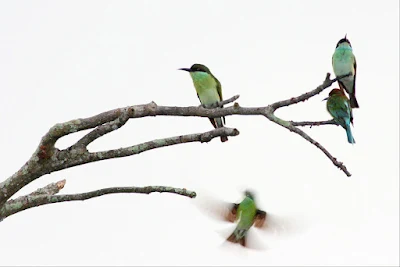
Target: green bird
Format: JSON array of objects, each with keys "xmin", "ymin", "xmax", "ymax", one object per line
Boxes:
[
  {"xmin": 224, "ymin": 190, "xmax": 266, "ymax": 247},
  {"xmin": 332, "ymin": 35, "xmax": 359, "ymax": 108},
  {"xmin": 194, "ymin": 188, "xmax": 299, "ymax": 249},
  {"xmin": 179, "ymin": 64, "xmax": 228, "ymax": 142},
  {"xmin": 324, "ymin": 88, "xmax": 355, "ymax": 144}
]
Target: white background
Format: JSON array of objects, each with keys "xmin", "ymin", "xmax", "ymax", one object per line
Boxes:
[{"xmin": 0, "ymin": 1, "xmax": 398, "ymax": 266}]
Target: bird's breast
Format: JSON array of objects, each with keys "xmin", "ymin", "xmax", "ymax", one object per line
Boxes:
[
  {"xmin": 333, "ymin": 58, "xmax": 354, "ymax": 76},
  {"xmin": 196, "ymin": 86, "xmax": 220, "ymax": 106},
  {"xmin": 191, "ymin": 76, "xmax": 220, "ymax": 105}
]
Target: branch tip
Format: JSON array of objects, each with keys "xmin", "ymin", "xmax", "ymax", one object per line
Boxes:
[{"xmin": 56, "ymin": 179, "xmax": 66, "ymax": 190}]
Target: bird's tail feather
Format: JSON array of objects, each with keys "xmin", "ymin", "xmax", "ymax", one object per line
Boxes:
[
  {"xmin": 345, "ymin": 124, "xmax": 356, "ymax": 144},
  {"xmin": 350, "ymin": 94, "xmax": 359, "ymax": 108},
  {"xmin": 227, "ymin": 232, "xmax": 246, "ymax": 247},
  {"xmin": 215, "ymin": 117, "xmax": 228, "ymax": 142}
]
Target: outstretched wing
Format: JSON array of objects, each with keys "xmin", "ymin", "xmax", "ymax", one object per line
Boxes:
[
  {"xmin": 226, "ymin": 203, "xmax": 239, "ymax": 223},
  {"xmin": 192, "ymin": 188, "xmax": 239, "ymax": 223},
  {"xmin": 253, "ymin": 209, "xmax": 267, "ymax": 228}
]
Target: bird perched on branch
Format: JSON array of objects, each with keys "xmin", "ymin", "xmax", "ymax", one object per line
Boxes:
[
  {"xmin": 324, "ymin": 88, "xmax": 356, "ymax": 144},
  {"xmin": 179, "ymin": 64, "xmax": 228, "ymax": 142},
  {"xmin": 332, "ymin": 35, "xmax": 359, "ymax": 108}
]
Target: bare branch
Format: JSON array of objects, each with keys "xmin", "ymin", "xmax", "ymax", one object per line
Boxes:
[
  {"xmin": 0, "ymin": 72, "xmax": 352, "ymax": 212},
  {"xmin": 204, "ymin": 94, "xmax": 240, "ymax": 108},
  {"xmin": 291, "ymin": 119, "xmax": 338, "ymax": 127},
  {"xmin": 0, "ymin": 127, "xmax": 239, "ymax": 207},
  {"xmin": 29, "ymin": 179, "xmax": 66, "ymax": 196},
  {"xmin": 219, "ymin": 94, "xmax": 240, "ymax": 107},
  {"xmin": 72, "ymin": 112, "xmax": 130, "ymax": 149},
  {"xmin": 0, "ymin": 185, "xmax": 196, "ymax": 220},
  {"xmin": 265, "ymin": 113, "xmax": 351, "ymax": 177},
  {"xmin": 270, "ymin": 73, "xmax": 351, "ymax": 110},
  {"xmin": 88, "ymin": 127, "xmax": 239, "ymax": 162}
]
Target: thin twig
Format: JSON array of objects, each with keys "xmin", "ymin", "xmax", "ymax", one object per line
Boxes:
[
  {"xmin": 291, "ymin": 119, "xmax": 338, "ymax": 127},
  {"xmin": 73, "ymin": 111, "xmax": 130, "ymax": 149},
  {"xmin": 271, "ymin": 73, "xmax": 351, "ymax": 110},
  {"xmin": 202, "ymin": 94, "xmax": 240, "ymax": 108},
  {"xmin": 265, "ymin": 113, "xmax": 351, "ymax": 176}
]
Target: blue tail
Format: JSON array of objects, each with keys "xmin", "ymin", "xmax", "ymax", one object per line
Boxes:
[{"xmin": 345, "ymin": 122, "xmax": 356, "ymax": 144}]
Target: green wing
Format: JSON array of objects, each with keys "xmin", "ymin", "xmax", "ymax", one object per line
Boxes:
[
  {"xmin": 215, "ymin": 77, "xmax": 223, "ymax": 102},
  {"xmin": 327, "ymin": 97, "xmax": 351, "ymax": 129},
  {"xmin": 352, "ymin": 55, "xmax": 357, "ymax": 98},
  {"xmin": 214, "ymin": 76, "xmax": 226, "ymax": 124}
]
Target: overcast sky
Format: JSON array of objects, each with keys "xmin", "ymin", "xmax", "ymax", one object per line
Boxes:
[{"xmin": 0, "ymin": 1, "xmax": 398, "ymax": 266}]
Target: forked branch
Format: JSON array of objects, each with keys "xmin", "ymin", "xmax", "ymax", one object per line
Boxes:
[{"xmin": 0, "ymin": 72, "xmax": 351, "ymax": 221}]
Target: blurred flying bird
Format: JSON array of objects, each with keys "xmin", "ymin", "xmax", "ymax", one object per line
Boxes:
[
  {"xmin": 193, "ymin": 188, "xmax": 305, "ymax": 249},
  {"xmin": 224, "ymin": 190, "xmax": 266, "ymax": 247}
]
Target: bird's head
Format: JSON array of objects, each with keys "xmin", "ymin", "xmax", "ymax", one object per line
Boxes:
[
  {"xmin": 179, "ymin": 63, "xmax": 211, "ymax": 74},
  {"xmin": 323, "ymin": 88, "xmax": 346, "ymax": 100},
  {"xmin": 336, "ymin": 34, "xmax": 352, "ymax": 48},
  {"xmin": 244, "ymin": 190, "xmax": 256, "ymax": 200}
]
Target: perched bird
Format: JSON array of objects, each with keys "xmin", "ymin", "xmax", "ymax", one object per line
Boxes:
[
  {"xmin": 332, "ymin": 35, "xmax": 359, "ymax": 108},
  {"xmin": 225, "ymin": 190, "xmax": 266, "ymax": 247},
  {"xmin": 179, "ymin": 64, "xmax": 228, "ymax": 142},
  {"xmin": 324, "ymin": 88, "xmax": 356, "ymax": 144}
]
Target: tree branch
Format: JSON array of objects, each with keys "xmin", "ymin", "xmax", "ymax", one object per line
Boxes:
[
  {"xmin": 0, "ymin": 183, "xmax": 196, "ymax": 220},
  {"xmin": 0, "ymin": 72, "xmax": 352, "ymax": 214},
  {"xmin": 88, "ymin": 127, "xmax": 240, "ymax": 161},
  {"xmin": 72, "ymin": 112, "xmax": 130, "ymax": 149},
  {"xmin": 263, "ymin": 73, "xmax": 352, "ymax": 177},
  {"xmin": 0, "ymin": 127, "xmax": 239, "ymax": 207},
  {"xmin": 265, "ymin": 114, "xmax": 351, "ymax": 176},
  {"xmin": 291, "ymin": 119, "xmax": 338, "ymax": 127},
  {"xmin": 206, "ymin": 94, "xmax": 240, "ymax": 108},
  {"xmin": 29, "ymin": 179, "xmax": 66, "ymax": 196},
  {"xmin": 270, "ymin": 73, "xmax": 351, "ymax": 110}
]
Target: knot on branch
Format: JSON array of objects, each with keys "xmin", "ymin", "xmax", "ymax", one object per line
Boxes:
[
  {"xmin": 200, "ymin": 127, "xmax": 240, "ymax": 143},
  {"xmin": 324, "ymin": 72, "xmax": 332, "ymax": 82},
  {"xmin": 145, "ymin": 101, "xmax": 158, "ymax": 116},
  {"xmin": 37, "ymin": 145, "xmax": 55, "ymax": 160},
  {"xmin": 30, "ymin": 179, "xmax": 66, "ymax": 196}
]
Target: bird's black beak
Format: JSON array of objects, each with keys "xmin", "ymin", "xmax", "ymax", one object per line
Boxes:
[
  {"xmin": 322, "ymin": 97, "xmax": 329, "ymax": 101},
  {"xmin": 178, "ymin": 68, "xmax": 191, "ymax": 72}
]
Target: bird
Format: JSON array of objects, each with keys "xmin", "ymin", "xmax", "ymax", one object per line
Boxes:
[
  {"xmin": 224, "ymin": 190, "xmax": 266, "ymax": 247},
  {"xmin": 332, "ymin": 35, "xmax": 359, "ymax": 108},
  {"xmin": 193, "ymin": 188, "xmax": 299, "ymax": 249},
  {"xmin": 324, "ymin": 88, "xmax": 356, "ymax": 144},
  {"xmin": 179, "ymin": 64, "xmax": 228, "ymax": 142}
]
